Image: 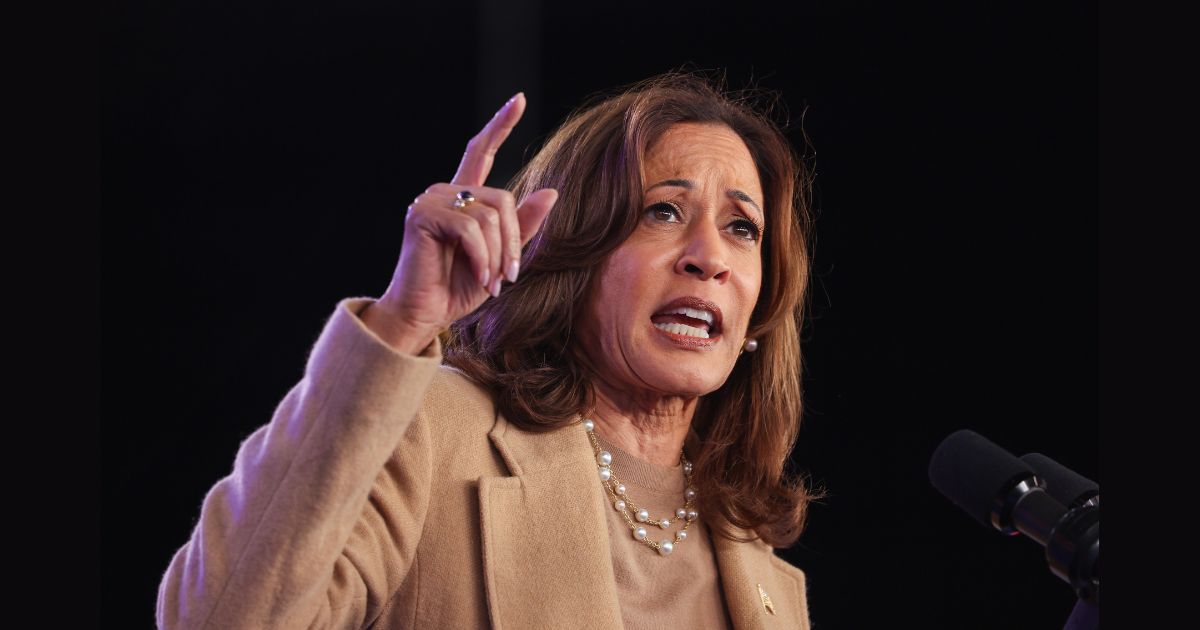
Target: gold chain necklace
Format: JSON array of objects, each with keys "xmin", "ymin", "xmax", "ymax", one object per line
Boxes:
[{"xmin": 582, "ymin": 418, "xmax": 699, "ymax": 556}]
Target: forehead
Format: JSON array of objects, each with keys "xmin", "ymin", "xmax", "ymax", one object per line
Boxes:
[{"xmin": 642, "ymin": 122, "xmax": 762, "ymax": 196}]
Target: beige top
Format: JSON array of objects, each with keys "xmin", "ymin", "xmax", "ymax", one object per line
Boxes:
[
  {"xmin": 156, "ymin": 297, "xmax": 810, "ymax": 629},
  {"xmin": 594, "ymin": 432, "xmax": 734, "ymax": 630}
]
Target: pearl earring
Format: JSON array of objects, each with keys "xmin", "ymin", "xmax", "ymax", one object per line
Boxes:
[{"xmin": 743, "ymin": 338, "xmax": 758, "ymax": 352}]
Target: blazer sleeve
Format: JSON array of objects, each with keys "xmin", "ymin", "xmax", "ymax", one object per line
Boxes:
[{"xmin": 156, "ymin": 297, "xmax": 443, "ymax": 630}]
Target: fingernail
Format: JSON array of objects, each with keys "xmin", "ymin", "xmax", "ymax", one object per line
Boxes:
[
  {"xmin": 481, "ymin": 269, "xmax": 490, "ymax": 288},
  {"xmin": 506, "ymin": 260, "xmax": 519, "ymax": 283},
  {"xmin": 490, "ymin": 277, "xmax": 502, "ymax": 298}
]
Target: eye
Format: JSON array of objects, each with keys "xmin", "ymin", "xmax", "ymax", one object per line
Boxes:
[
  {"xmin": 728, "ymin": 218, "xmax": 762, "ymax": 241},
  {"xmin": 646, "ymin": 201, "xmax": 682, "ymax": 223}
]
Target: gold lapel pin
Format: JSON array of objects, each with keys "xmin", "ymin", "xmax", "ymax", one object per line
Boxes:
[{"xmin": 757, "ymin": 583, "xmax": 776, "ymax": 615}]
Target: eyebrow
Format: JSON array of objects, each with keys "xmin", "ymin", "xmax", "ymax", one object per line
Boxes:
[{"xmin": 646, "ymin": 178, "xmax": 763, "ymax": 219}]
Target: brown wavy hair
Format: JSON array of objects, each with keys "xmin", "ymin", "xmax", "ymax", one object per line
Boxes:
[{"xmin": 444, "ymin": 71, "xmax": 819, "ymax": 548}]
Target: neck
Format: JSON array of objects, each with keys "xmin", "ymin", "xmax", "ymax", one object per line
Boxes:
[{"xmin": 588, "ymin": 380, "xmax": 697, "ymax": 467}]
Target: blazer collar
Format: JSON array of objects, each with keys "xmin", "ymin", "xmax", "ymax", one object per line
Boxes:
[{"xmin": 479, "ymin": 412, "xmax": 787, "ymax": 630}]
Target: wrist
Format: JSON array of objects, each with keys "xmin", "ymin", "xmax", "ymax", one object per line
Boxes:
[{"xmin": 359, "ymin": 301, "xmax": 439, "ymax": 356}]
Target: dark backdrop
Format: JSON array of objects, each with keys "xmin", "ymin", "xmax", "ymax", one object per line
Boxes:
[{"xmin": 103, "ymin": 1, "xmax": 1097, "ymax": 627}]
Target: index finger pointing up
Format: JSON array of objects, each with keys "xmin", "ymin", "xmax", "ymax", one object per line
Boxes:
[{"xmin": 452, "ymin": 92, "xmax": 525, "ymax": 188}]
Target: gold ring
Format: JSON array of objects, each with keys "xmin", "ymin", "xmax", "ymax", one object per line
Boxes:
[{"xmin": 452, "ymin": 190, "xmax": 476, "ymax": 210}]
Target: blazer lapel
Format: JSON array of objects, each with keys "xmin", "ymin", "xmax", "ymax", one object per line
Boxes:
[
  {"xmin": 479, "ymin": 413, "xmax": 625, "ymax": 629},
  {"xmin": 712, "ymin": 526, "xmax": 769, "ymax": 630},
  {"xmin": 478, "ymin": 412, "xmax": 806, "ymax": 630},
  {"xmin": 712, "ymin": 516, "xmax": 809, "ymax": 630}
]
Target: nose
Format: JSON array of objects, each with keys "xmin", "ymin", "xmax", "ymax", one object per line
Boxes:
[{"xmin": 674, "ymin": 216, "xmax": 731, "ymax": 282}]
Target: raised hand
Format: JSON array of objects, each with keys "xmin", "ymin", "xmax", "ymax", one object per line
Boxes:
[{"xmin": 361, "ymin": 93, "xmax": 559, "ymax": 354}]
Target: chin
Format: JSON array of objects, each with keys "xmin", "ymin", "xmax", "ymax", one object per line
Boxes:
[{"xmin": 640, "ymin": 363, "xmax": 727, "ymax": 397}]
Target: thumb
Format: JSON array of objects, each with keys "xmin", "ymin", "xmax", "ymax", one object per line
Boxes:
[{"xmin": 516, "ymin": 188, "xmax": 559, "ymax": 245}]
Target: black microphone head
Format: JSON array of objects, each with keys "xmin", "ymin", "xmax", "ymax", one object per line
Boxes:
[
  {"xmin": 1020, "ymin": 453, "xmax": 1098, "ymax": 508},
  {"xmin": 929, "ymin": 429, "xmax": 1038, "ymax": 528}
]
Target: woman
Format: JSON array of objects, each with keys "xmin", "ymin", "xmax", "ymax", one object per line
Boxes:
[{"xmin": 157, "ymin": 72, "xmax": 818, "ymax": 630}]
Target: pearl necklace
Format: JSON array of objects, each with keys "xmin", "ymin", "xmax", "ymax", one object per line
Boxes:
[{"xmin": 582, "ymin": 418, "xmax": 699, "ymax": 556}]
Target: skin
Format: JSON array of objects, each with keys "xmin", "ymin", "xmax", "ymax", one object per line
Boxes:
[
  {"xmin": 361, "ymin": 93, "xmax": 558, "ymax": 354},
  {"xmin": 574, "ymin": 122, "xmax": 765, "ymax": 466},
  {"xmin": 361, "ymin": 101, "xmax": 762, "ymax": 471}
]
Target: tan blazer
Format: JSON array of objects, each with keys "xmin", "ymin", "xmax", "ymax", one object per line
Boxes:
[{"xmin": 157, "ymin": 298, "xmax": 811, "ymax": 629}]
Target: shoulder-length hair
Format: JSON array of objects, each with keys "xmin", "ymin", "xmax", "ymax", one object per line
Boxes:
[{"xmin": 445, "ymin": 71, "xmax": 819, "ymax": 548}]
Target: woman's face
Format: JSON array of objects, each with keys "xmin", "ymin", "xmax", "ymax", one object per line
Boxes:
[{"xmin": 575, "ymin": 122, "xmax": 765, "ymax": 399}]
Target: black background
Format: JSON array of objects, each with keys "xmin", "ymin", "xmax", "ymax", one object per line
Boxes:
[{"xmin": 103, "ymin": 1, "xmax": 1097, "ymax": 627}]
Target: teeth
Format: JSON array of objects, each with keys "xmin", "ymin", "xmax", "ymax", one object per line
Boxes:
[
  {"xmin": 659, "ymin": 306, "xmax": 715, "ymax": 326},
  {"xmin": 654, "ymin": 322, "xmax": 710, "ymax": 339}
]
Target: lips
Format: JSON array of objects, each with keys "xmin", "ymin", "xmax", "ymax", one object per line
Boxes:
[{"xmin": 650, "ymin": 297, "xmax": 723, "ymax": 336}]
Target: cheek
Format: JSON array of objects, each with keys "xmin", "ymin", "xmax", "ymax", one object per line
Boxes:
[
  {"xmin": 604, "ymin": 245, "xmax": 658, "ymax": 295},
  {"xmin": 604, "ymin": 253, "xmax": 669, "ymax": 348},
  {"xmin": 590, "ymin": 255, "xmax": 644, "ymax": 335},
  {"xmin": 737, "ymin": 262, "xmax": 764, "ymax": 331}
]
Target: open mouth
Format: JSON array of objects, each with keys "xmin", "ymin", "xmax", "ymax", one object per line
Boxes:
[{"xmin": 650, "ymin": 298, "xmax": 723, "ymax": 340}]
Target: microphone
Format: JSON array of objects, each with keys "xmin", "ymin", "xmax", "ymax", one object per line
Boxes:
[
  {"xmin": 1020, "ymin": 452, "xmax": 1099, "ymax": 509},
  {"xmin": 929, "ymin": 430, "xmax": 1099, "ymax": 605}
]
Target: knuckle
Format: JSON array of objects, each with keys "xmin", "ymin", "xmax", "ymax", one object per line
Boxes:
[{"xmin": 467, "ymin": 220, "xmax": 485, "ymax": 239}]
